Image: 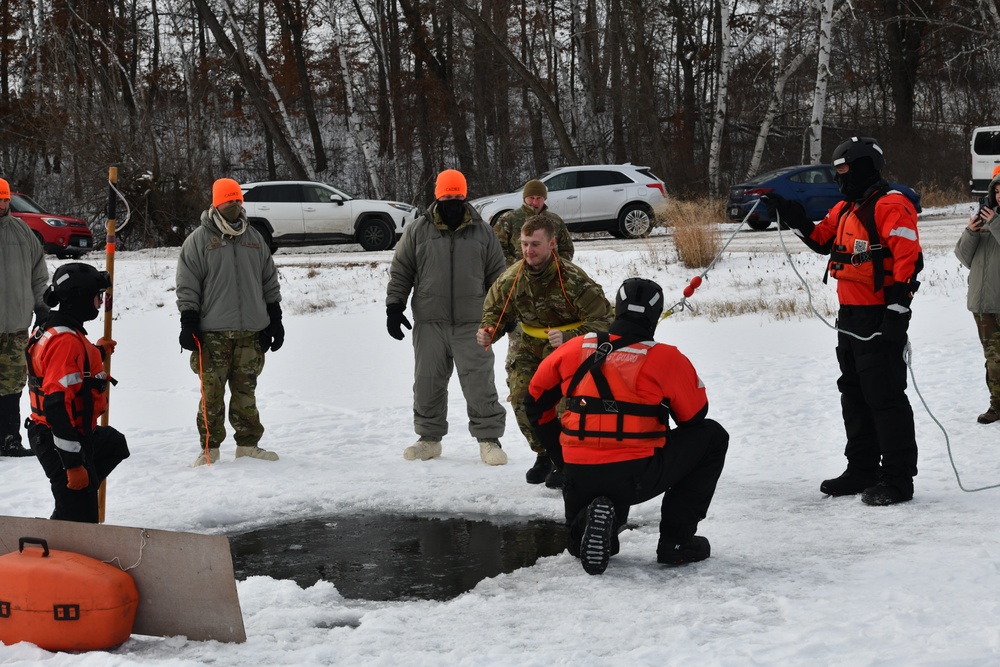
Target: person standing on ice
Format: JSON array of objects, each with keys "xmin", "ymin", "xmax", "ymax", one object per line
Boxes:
[
  {"xmin": 764, "ymin": 136, "xmax": 922, "ymax": 506},
  {"xmin": 524, "ymin": 278, "xmax": 729, "ymax": 575},
  {"xmin": 955, "ymin": 169, "xmax": 1000, "ymax": 425},
  {"xmin": 176, "ymin": 178, "xmax": 284, "ymax": 466},
  {"xmin": 479, "ymin": 214, "xmax": 612, "ymax": 489},
  {"xmin": 26, "ymin": 263, "xmax": 129, "ymax": 523},
  {"xmin": 386, "ymin": 169, "xmax": 508, "ymax": 465},
  {"xmin": 0, "ymin": 177, "xmax": 49, "ymax": 458}
]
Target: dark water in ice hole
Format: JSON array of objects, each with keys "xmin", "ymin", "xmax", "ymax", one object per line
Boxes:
[{"xmin": 228, "ymin": 514, "xmax": 569, "ymax": 601}]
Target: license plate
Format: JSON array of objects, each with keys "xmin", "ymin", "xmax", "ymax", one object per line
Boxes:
[
  {"xmin": 729, "ymin": 208, "xmax": 739, "ymax": 217},
  {"xmin": 78, "ymin": 239, "xmax": 89, "ymax": 247}
]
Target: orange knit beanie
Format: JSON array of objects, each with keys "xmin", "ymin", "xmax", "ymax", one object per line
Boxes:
[
  {"xmin": 435, "ymin": 169, "xmax": 467, "ymax": 199},
  {"xmin": 212, "ymin": 178, "xmax": 244, "ymax": 208}
]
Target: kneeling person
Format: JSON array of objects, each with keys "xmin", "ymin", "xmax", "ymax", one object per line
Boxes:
[
  {"xmin": 26, "ymin": 263, "xmax": 130, "ymax": 523},
  {"xmin": 525, "ymin": 278, "xmax": 729, "ymax": 575}
]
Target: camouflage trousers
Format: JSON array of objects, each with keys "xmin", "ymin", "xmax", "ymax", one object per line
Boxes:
[
  {"xmin": 506, "ymin": 332, "xmax": 556, "ymax": 455},
  {"xmin": 0, "ymin": 332, "xmax": 29, "ymax": 396},
  {"xmin": 189, "ymin": 331, "xmax": 265, "ymax": 450},
  {"xmin": 974, "ymin": 313, "xmax": 1000, "ymax": 411}
]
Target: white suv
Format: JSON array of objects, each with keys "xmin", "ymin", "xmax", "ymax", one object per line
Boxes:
[
  {"xmin": 469, "ymin": 164, "xmax": 668, "ymax": 239},
  {"xmin": 240, "ymin": 181, "xmax": 417, "ymax": 252}
]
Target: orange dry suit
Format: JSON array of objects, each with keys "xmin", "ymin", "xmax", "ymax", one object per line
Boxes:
[
  {"xmin": 26, "ymin": 318, "xmax": 110, "ymax": 469},
  {"xmin": 527, "ymin": 332, "xmax": 708, "ymax": 465},
  {"xmin": 805, "ymin": 186, "xmax": 922, "ymax": 306}
]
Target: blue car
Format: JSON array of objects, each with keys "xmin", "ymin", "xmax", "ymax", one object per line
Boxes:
[{"xmin": 726, "ymin": 165, "xmax": 922, "ymax": 231}]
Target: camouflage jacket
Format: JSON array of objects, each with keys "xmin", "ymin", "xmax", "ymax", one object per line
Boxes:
[
  {"xmin": 492, "ymin": 205, "xmax": 574, "ymax": 267},
  {"xmin": 482, "ymin": 257, "xmax": 612, "ymax": 358}
]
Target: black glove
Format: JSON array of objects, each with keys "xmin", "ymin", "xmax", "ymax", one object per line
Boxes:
[
  {"xmin": 386, "ymin": 303, "xmax": 411, "ymax": 341},
  {"xmin": 32, "ymin": 305, "xmax": 50, "ymax": 330},
  {"xmin": 179, "ymin": 310, "xmax": 202, "ymax": 351},
  {"xmin": 762, "ymin": 194, "xmax": 813, "ymax": 235},
  {"xmin": 879, "ymin": 282, "xmax": 915, "ymax": 343},
  {"xmin": 259, "ymin": 302, "xmax": 284, "ymax": 352}
]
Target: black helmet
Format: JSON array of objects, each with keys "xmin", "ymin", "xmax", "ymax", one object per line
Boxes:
[
  {"xmin": 831, "ymin": 136, "xmax": 885, "ymax": 172},
  {"xmin": 44, "ymin": 263, "xmax": 111, "ymax": 307},
  {"xmin": 615, "ymin": 278, "xmax": 664, "ymax": 330}
]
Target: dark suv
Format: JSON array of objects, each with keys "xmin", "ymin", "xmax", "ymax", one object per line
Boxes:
[{"xmin": 10, "ymin": 192, "xmax": 93, "ymax": 258}]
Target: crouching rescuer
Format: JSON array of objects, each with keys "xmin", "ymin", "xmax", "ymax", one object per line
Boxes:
[
  {"xmin": 525, "ymin": 278, "xmax": 729, "ymax": 575},
  {"xmin": 26, "ymin": 263, "xmax": 130, "ymax": 523}
]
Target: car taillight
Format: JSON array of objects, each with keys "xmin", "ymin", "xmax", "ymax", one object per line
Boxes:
[
  {"xmin": 744, "ymin": 187, "xmax": 774, "ymax": 197},
  {"xmin": 646, "ymin": 183, "xmax": 666, "ymax": 197}
]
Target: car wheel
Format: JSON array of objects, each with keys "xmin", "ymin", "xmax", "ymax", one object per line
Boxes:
[
  {"xmin": 249, "ymin": 220, "xmax": 276, "ymax": 254},
  {"xmin": 617, "ymin": 204, "xmax": 653, "ymax": 239},
  {"xmin": 358, "ymin": 217, "xmax": 394, "ymax": 251},
  {"xmin": 746, "ymin": 219, "xmax": 772, "ymax": 231},
  {"xmin": 489, "ymin": 210, "xmax": 513, "ymax": 226},
  {"xmin": 32, "ymin": 231, "xmax": 45, "ymax": 249}
]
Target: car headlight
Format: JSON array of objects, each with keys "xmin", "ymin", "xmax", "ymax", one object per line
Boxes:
[
  {"xmin": 389, "ymin": 203, "xmax": 416, "ymax": 213},
  {"xmin": 41, "ymin": 217, "xmax": 68, "ymax": 227}
]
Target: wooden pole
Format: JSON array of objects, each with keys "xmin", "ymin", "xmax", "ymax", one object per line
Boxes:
[{"xmin": 98, "ymin": 167, "xmax": 117, "ymax": 523}]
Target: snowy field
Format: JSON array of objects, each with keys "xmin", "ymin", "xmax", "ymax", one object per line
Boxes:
[{"xmin": 3, "ymin": 205, "xmax": 1000, "ymax": 666}]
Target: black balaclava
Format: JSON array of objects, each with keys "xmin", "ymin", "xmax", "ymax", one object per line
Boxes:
[
  {"xmin": 57, "ymin": 290, "xmax": 100, "ymax": 325},
  {"xmin": 834, "ymin": 156, "xmax": 881, "ymax": 202},
  {"xmin": 437, "ymin": 199, "xmax": 466, "ymax": 229}
]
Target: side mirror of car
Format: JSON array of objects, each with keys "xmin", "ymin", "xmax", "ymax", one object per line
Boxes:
[{"xmin": 330, "ymin": 194, "xmax": 345, "ymax": 206}]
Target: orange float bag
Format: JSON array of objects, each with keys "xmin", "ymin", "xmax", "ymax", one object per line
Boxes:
[{"xmin": 0, "ymin": 537, "xmax": 138, "ymax": 651}]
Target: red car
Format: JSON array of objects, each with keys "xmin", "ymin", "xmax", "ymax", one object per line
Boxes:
[{"xmin": 10, "ymin": 192, "xmax": 93, "ymax": 258}]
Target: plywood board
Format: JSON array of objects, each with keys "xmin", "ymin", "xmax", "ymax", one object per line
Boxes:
[{"xmin": 0, "ymin": 515, "xmax": 246, "ymax": 643}]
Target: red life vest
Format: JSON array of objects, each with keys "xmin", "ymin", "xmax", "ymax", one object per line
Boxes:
[
  {"xmin": 827, "ymin": 190, "xmax": 896, "ymax": 290},
  {"xmin": 559, "ymin": 333, "xmax": 670, "ymax": 464},
  {"xmin": 26, "ymin": 325, "xmax": 108, "ymax": 433}
]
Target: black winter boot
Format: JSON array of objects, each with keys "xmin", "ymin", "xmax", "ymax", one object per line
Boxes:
[
  {"xmin": 0, "ymin": 435, "xmax": 33, "ymax": 458},
  {"xmin": 657, "ymin": 535, "xmax": 711, "ymax": 565},
  {"xmin": 861, "ymin": 482, "xmax": 913, "ymax": 506},
  {"xmin": 820, "ymin": 469, "xmax": 878, "ymax": 497},
  {"xmin": 525, "ymin": 455, "xmax": 551, "ymax": 484},
  {"xmin": 544, "ymin": 466, "xmax": 565, "ymax": 489},
  {"xmin": 580, "ymin": 497, "xmax": 615, "ymax": 575}
]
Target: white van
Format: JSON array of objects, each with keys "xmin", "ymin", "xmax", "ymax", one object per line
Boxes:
[{"xmin": 971, "ymin": 125, "xmax": 1000, "ymax": 194}]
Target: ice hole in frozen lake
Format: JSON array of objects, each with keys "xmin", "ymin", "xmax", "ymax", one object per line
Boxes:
[{"xmin": 228, "ymin": 514, "xmax": 568, "ymax": 601}]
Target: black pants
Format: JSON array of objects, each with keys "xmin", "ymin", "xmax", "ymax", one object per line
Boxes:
[
  {"xmin": 836, "ymin": 306, "xmax": 918, "ymax": 494},
  {"xmin": 0, "ymin": 392, "xmax": 22, "ymax": 446},
  {"xmin": 562, "ymin": 419, "xmax": 729, "ymax": 553},
  {"xmin": 27, "ymin": 422, "xmax": 130, "ymax": 523}
]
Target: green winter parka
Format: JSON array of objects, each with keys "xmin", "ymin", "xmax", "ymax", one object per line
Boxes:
[
  {"xmin": 0, "ymin": 214, "xmax": 48, "ymax": 333},
  {"xmin": 386, "ymin": 201, "xmax": 506, "ymax": 324},
  {"xmin": 175, "ymin": 208, "xmax": 281, "ymax": 332},
  {"xmin": 956, "ymin": 173, "xmax": 1000, "ymax": 314}
]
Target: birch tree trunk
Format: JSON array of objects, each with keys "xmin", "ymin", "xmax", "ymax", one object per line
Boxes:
[
  {"xmin": 191, "ymin": 0, "xmax": 309, "ymax": 178},
  {"xmin": 328, "ymin": 2, "xmax": 384, "ymax": 197},
  {"xmin": 707, "ymin": 0, "xmax": 732, "ymax": 195},
  {"xmin": 218, "ymin": 0, "xmax": 314, "ymax": 179},
  {"xmin": 450, "ymin": 0, "xmax": 579, "ymax": 164},
  {"xmin": 808, "ymin": 0, "xmax": 834, "ymax": 164}
]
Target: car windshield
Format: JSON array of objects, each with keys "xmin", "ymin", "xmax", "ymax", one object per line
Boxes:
[
  {"xmin": 10, "ymin": 193, "xmax": 46, "ymax": 214},
  {"xmin": 743, "ymin": 166, "xmax": 799, "ymax": 186}
]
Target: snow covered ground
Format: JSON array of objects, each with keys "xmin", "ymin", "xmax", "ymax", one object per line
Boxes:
[{"xmin": 3, "ymin": 205, "xmax": 1000, "ymax": 666}]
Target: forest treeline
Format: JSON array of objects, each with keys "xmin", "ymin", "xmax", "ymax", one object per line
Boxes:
[{"xmin": 0, "ymin": 0, "xmax": 990, "ymax": 247}]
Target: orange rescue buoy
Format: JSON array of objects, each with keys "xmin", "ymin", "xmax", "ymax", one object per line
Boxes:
[{"xmin": 0, "ymin": 537, "xmax": 138, "ymax": 651}]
